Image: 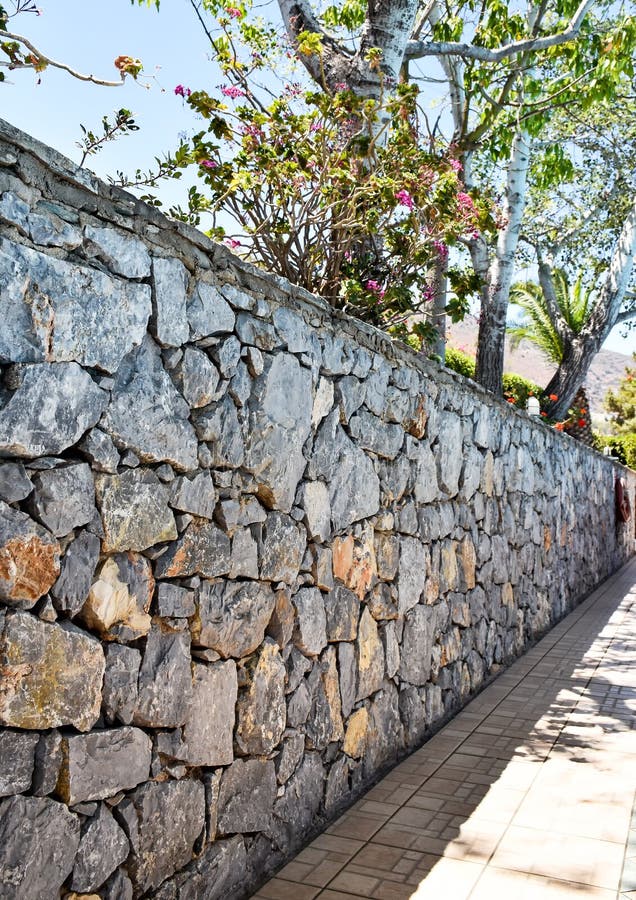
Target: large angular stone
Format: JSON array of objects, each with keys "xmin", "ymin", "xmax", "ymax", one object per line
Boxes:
[
  {"xmin": 324, "ymin": 584, "xmax": 359, "ymax": 641},
  {"xmin": 152, "ymin": 256, "xmax": 189, "ymax": 347},
  {"xmin": 177, "ymin": 347, "xmax": 221, "ymax": 408},
  {"xmin": 154, "ymin": 836, "xmax": 246, "ymax": 900},
  {"xmin": 31, "ymin": 731, "xmax": 63, "ymax": 797},
  {"xmin": 194, "ymin": 395, "xmax": 245, "ymax": 468},
  {"xmin": 0, "ymin": 795, "xmax": 80, "ymax": 899},
  {"xmin": 96, "ymin": 470, "xmax": 177, "ymax": 552},
  {"xmin": 0, "ymin": 462, "xmax": 32, "ymax": 503},
  {"xmin": 348, "ymin": 410, "xmax": 404, "ymax": 460},
  {"xmin": 0, "ymin": 730, "xmax": 38, "ymax": 796},
  {"xmin": 259, "ymin": 512, "xmax": 306, "ymax": 584},
  {"xmin": 0, "ymin": 362, "xmax": 107, "ymax": 458},
  {"xmin": 132, "ymin": 623, "xmax": 192, "ymax": 727},
  {"xmin": 398, "ymin": 604, "xmax": 435, "ymax": 685},
  {"xmin": 338, "ymin": 641, "xmax": 357, "ymax": 718},
  {"xmin": 0, "ymin": 612, "xmax": 103, "ymax": 731},
  {"xmin": 154, "ymin": 520, "xmax": 231, "ymax": 578},
  {"xmin": 179, "ymin": 661, "xmax": 237, "ymax": 765},
  {"xmin": 436, "ymin": 411, "xmax": 463, "ymax": 496},
  {"xmin": 217, "ymin": 759, "xmax": 277, "ymax": 834},
  {"xmin": 50, "ymin": 530, "xmax": 100, "ymax": 616},
  {"xmin": 300, "ymin": 481, "xmax": 331, "ymax": 543},
  {"xmin": 56, "ymin": 727, "xmax": 152, "ymax": 804},
  {"xmin": 0, "ymin": 501, "xmax": 60, "ymax": 607},
  {"xmin": 414, "ymin": 442, "xmax": 439, "ymax": 503},
  {"xmin": 29, "ymin": 462, "xmax": 94, "ymax": 537},
  {"xmin": 70, "ymin": 805, "xmax": 130, "ymax": 894},
  {"xmin": 102, "ymin": 644, "xmax": 141, "ymax": 725},
  {"xmin": 244, "ymin": 353, "xmax": 312, "ymax": 512},
  {"xmin": 187, "ymin": 281, "xmax": 236, "ymax": 339},
  {"xmin": 170, "ymin": 471, "xmax": 217, "ymax": 519},
  {"xmin": 80, "ymin": 553, "xmax": 154, "ymax": 641},
  {"xmin": 293, "ymin": 587, "xmax": 327, "ymax": 657},
  {"xmin": 305, "ymin": 646, "xmax": 344, "ymax": 748},
  {"xmin": 117, "ymin": 780, "xmax": 205, "ymax": 894},
  {"xmin": 101, "ymin": 336, "xmax": 198, "ymax": 471},
  {"xmin": 273, "ymin": 753, "xmax": 324, "ymax": 849},
  {"xmin": 192, "ymin": 580, "xmax": 275, "ymax": 658},
  {"xmin": 0, "ymin": 238, "xmax": 150, "ymax": 372},
  {"xmin": 343, "ymin": 707, "xmax": 368, "ymax": 758},
  {"xmin": 328, "ymin": 429, "xmax": 380, "ymax": 531},
  {"xmin": 397, "ymin": 536, "xmax": 427, "ymax": 614},
  {"xmin": 332, "ymin": 526, "xmax": 377, "ymax": 599},
  {"xmin": 356, "ymin": 607, "xmax": 384, "ymax": 700},
  {"xmin": 83, "ymin": 224, "xmax": 151, "ymax": 279},
  {"xmin": 236, "ymin": 639, "xmax": 286, "ymax": 755}
]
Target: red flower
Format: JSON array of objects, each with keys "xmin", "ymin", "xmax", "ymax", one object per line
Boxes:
[
  {"xmin": 549, "ymin": 393, "xmax": 558, "ymax": 401},
  {"xmin": 506, "ymin": 397, "xmax": 515, "ymax": 404},
  {"xmin": 540, "ymin": 411, "xmax": 547, "ymax": 417},
  {"xmin": 554, "ymin": 422, "xmax": 565, "ymax": 431},
  {"xmin": 578, "ymin": 418, "xmax": 586, "ymax": 427}
]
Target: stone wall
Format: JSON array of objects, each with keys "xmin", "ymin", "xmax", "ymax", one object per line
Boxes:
[{"xmin": 0, "ymin": 117, "xmax": 634, "ymax": 900}]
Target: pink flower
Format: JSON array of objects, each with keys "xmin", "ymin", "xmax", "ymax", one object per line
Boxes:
[
  {"xmin": 449, "ymin": 158, "xmax": 463, "ymax": 173},
  {"xmin": 221, "ymin": 85, "xmax": 246, "ymax": 99},
  {"xmin": 395, "ymin": 189, "xmax": 415, "ymax": 210},
  {"xmin": 365, "ymin": 280, "xmax": 385, "ymax": 298},
  {"xmin": 309, "ymin": 121, "xmax": 322, "ymax": 132},
  {"xmin": 433, "ymin": 239, "xmax": 448, "ymax": 259},
  {"xmin": 457, "ymin": 191, "xmax": 476, "ymax": 214},
  {"xmin": 174, "ymin": 84, "xmax": 191, "ymax": 98},
  {"xmin": 224, "ymin": 238, "xmax": 241, "ymax": 249},
  {"xmin": 226, "ymin": 6, "xmax": 243, "ymax": 18},
  {"xmin": 199, "ymin": 159, "xmax": 218, "ymax": 168},
  {"xmin": 334, "ymin": 82, "xmax": 348, "ymax": 91},
  {"xmin": 423, "ymin": 284, "xmax": 434, "ymax": 302}
]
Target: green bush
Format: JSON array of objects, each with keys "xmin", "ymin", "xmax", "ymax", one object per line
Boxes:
[
  {"xmin": 444, "ymin": 348, "xmax": 543, "ymax": 408},
  {"xmin": 594, "ymin": 433, "xmax": 636, "ymax": 469}
]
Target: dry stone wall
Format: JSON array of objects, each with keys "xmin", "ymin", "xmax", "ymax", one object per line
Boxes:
[{"xmin": 0, "ymin": 117, "xmax": 634, "ymax": 900}]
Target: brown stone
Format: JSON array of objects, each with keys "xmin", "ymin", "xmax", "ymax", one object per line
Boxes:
[
  {"xmin": 0, "ymin": 502, "xmax": 60, "ymax": 607},
  {"xmin": 153, "ymin": 521, "xmax": 231, "ymax": 578},
  {"xmin": 544, "ymin": 526, "xmax": 552, "ymax": 552},
  {"xmin": 332, "ymin": 535, "xmax": 354, "ymax": 583},
  {"xmin": 440, "ymin": 541, "xmax": 459, "ymax": 593},
  {"xmin": 322, "ymin": 645, "xmax": 344, "ymax": 743},
  {"xmin": 266, "ymin": 589, "xmax": 295, "ymax": 649},
  {"xmin": 439, "ymin": 627, "xmax": 461, "ymax": 667},
  {"xmin": 343, "ymin": 707, "xmax": 368, "ymax": 758},
  {"xmin": 374, "ymin": 532, "xmax": 399, "ymax": 582},
  {"xmin": 502, "ymin": 582, "xmax": 514, "ymax": 606},
  {"xmin": 459, "ymin": 536, "xmax": 476, "ymax": 590},
  {"xmin": 79, "ymin": 555, "xmax": 153, "ymax": 641},
  {"xmin": 356, "ymin": 607, "xmax": 384, "ymax": 701},
  {"xmin": 405, "ymin": 395, "xmax": 427, "ymax": 438},
  {"xmin": 332, "ymin": 526, "xmax": 377, "ymax": 599},
  {"xmin": 235, "ymin": 639, "xmax": 286, "ymax": 755}
]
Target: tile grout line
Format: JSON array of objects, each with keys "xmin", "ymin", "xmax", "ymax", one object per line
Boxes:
[{"xmin": 313, "ymin": 564, "xmax": 636, "ymax": 898}]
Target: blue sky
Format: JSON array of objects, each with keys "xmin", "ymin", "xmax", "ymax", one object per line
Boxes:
[{"xmin": 2, "ymin": 0, "xmax": 634, "ymax": 358}]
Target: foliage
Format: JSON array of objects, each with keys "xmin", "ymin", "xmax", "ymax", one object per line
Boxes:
[
  {"xmin": 594, "ymin": 433, "xmax": 636, "ymax": 469},
  {"xmin": 76, "ymin": 109, "xmax": 140, "ymax": 168},
  {"xmin": 604, "ymin": 354, "xmax": 636, "ymax": 434},
  {"xmin": 444, "ymin": 347, "xmax": 543, "ymax": 407},
  {"xmin": 444, "ymin": 347, "xmax": 476, "ymax": 380}
]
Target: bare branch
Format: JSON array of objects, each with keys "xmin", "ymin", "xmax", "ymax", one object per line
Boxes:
[
  {"xmin": 405, "ymin": 0, "xmax": 594, "ymax": 62},
  {"xmin": 0, "ymin": 29, "xmax": 127, "ymax": 86}
]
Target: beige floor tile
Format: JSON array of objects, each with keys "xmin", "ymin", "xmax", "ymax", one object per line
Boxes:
[
  {"xmin": 408, "ymin": 857, "xmax": 484, "ymax": 898},
  {"xmin": 490, "ymin": 825, "xmax": 625, "ymax": 889},
  {"xmin": 468, "ymin": 866, "xmax": 618, "ymax": 899},
  {"xmin": 254, "ymin": 877, "xmax": 321, "ymax": 899}
]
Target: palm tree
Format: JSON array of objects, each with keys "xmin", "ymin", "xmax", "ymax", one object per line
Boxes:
[{"xmin": 508, "ymin": 269, "xmax": 595, "ymax": 444}]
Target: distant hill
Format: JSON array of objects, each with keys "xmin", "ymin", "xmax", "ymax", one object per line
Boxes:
[{"xmin": 446, "ymin": 315, "xmax": 633, "ymax": 423}]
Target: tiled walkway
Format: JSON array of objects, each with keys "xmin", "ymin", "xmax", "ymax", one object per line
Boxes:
[{"xmin": 254, "ymin": 557, "xmax": 636, "ymax": 900}]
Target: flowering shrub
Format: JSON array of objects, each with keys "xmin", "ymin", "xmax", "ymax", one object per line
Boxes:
[{"xmin": 160, "ymin": 13, "xmax": 497, "ymax": 343}]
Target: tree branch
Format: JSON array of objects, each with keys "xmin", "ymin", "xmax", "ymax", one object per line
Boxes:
[
  {"xmin": 0, "ymin": 29, "xmax": 127, "ymax": 86},
  {"xmin": 404, "ymin": 0, "xmax": 594, "ymax": 62}
]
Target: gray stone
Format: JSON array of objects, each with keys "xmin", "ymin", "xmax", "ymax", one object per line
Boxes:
[
  {"xmin": 312, "ymin": 377, "xmax": 334, "ymax": 429},
  {"xmin": 180, "ymin": 661, "xmax": 237, "ymax": 765},
  {"xmin": 56, "ymin": 727, "xmax": 152, "ymax": 804},
  {"xmin": 187, "ymin": 281, "xmax": 235, "ymax": 339},
  {"xmin": 101, "ymin": 335, "xmax": 198, "ymax": 471},
  {"xmin": 154, "ymin": 520, "xmax": 230, "ymax": 578},
  {"xmin": 364, "ymin": 362, "xmax": 391, "ymax": 415},
  {"xmin": 259, "ymin": 512, "xmax": 306, "ymax": 584},
  {"xmin": 0, "ymin": 612, "xmax": 103, "ymax": 731},
  {"xmin": 293, "ymin": 587, "xmax": 327, "ymax": 656},
  {"xmin": 29, "ymin": 462, "xmax": 94, "ymax": 537},
  {"xmin": 50, "ymin": 530, "xmax": 100, "ymax": 615},
  {"xmin": 329, "ymin": 431, "xmax": 380, "ymax": 531},
  {"xmin": 31, "ymin": 731, "xmax": 63, "ymax": 797},
  {"xmin": 79, "ymin": 428, "xmax": 120, "ymax": 474},
  {"xmin": 436, "ymin": 411, "xmax": 463, "ymax": 496},
  {"xmin": 213, "ymin": 336, "xmax": 242, "ymax": 378},
  {"xmin": 311, "ymin": 545, "xmax": 334, "ymax": 590},
  {"xmin": 102, "ymin": 868, "xmax": 134, "ymax": 900},
  {"xmin": 193, "ymin": 580, "xmax": 275, "ymax": 658},
  {"xmin": 335, "ymin": 375, "xmax": 366, "ymax": 423},
  {"xmin": 338, "ymin": 640, "xmax": 357, "ymax": 718},
  {"xmin": 321, "ymin": 335, "xmax": 355, "ymax": 375},
  {"xmin": 102, "ymin": 644, "xmax": 141, "ymax": 725},
  {"xmin": 285, "ymin": 646, "xmax": 312, "ymax": 694},
  {"xmin": 374, "ymin": 532, "xmax": 399, "ymax": 582},
  {"xmin": 236, "ymin": 312, "xmax": 278, "ymax": 350},
  {"xmin": 152, "ymin": 256, "xmax": 189, "ymax": 347},
  {"xmin": 245, "ymin": 345, "xmax": 264, "ymax": 376},
  {"xmin": 382, "ymin": 620, "xmax": 400, "ymax": 678},
  {"xmin": 70, "ymin": 805, "xmax": 130, "ymax": 893},
  {"xmin": 170, "ymin": 471, "xmax": 217, "ymax": 519},
  {"xmin": 0, "ymin": 795, "xmax": 80, "ymax": 899},
  {"xmin": 305, "ymin": 646, "xmax": 344, "ymax": 749},
  {"xmin": 236, "ymin": 639, "xmax": 286, "ymax": 755},
  {"xmin": 0, "ymin": 362, "xmax": 107, "ymax": 458},
  {"xmin": 367, "ymin": 582, "xmax": 398, "ymax": 620},
  {"xmin": 84, "ymin": 224, "xmax": 151, "ymax": 278},
  {"xmin": 156, "ymin": 583, "xmax": 196, "ymax": 618},
  {"xmin": 397, "ymin": 536, "xmax": 427, "ymax": 614},
  {"xmin": 0, "ymin": 238, "xmax": 150, "ymax": 372},
  {"xmin": 273, "ymin": 307, "xmax": 314, "ymax": 352},
  {"xmin": 273, "ymin": 753, "xmax": 324, "ymax": 849},
  {"xmin": 179, "ymin": 347, "xmax": 221, "ymax": 408},
  {"xmin": 287, "ymin": 679, "xmax": 312, "ymax": 728},
  {"xmin": 414, "ymin": 442, "xmax": 439, "ymax": 503},
  {"xmin": 133, "ymin": 623, "xmax": 193, "ymax": 727},
  {"xmin": 96, "ymin": 469, "xmax": 177, "ymax": 552},
  {"xmin": 300, "ymin": 481, "xmax": 331, "ymax": 542},
  {"xmin": 0, "ymin": 461, "xmax": 32, "ymax": 502},
  {"xmin": 230, "ymin": 527, "xmax": 259, "ymax": 579},
  {"xmin": 229, "ymin": 360, "xmax": 252, "ymax": 407},
  {"xmin": 217, "ymin": 759, "xmax": 277, "ymax": 834},
  {"xmin": 194, "ymin": 396, "xmax": 245, "ymax": 468},
  {"xmin": 0, "ymin": 191, "xmax": 29, "ymax": 232},
  {"xmin": 0, "ymin": 730, "xmax": 38, "ymax": 797},
  {"xmin": 364, "ymin": 681, "xmax": 401, "ymax": 773},
  {"xmin": 28, "ymin": 209, "xmax": 82, "ymax": 250},
  {"xmin": 348, "ymin": 410, "xmax": 404, "ymax": 460},
  {"xmin": 117, "ymin": 779, "xmax": 205, "ymax": 894},
  {"xmin": 80, "ymin": 552, "xmax": 154, "ymax": 642},
  {"xmin": 276, "ymin": 730, "xmax": 305, "ymax": 784},
  {"xmin": 0, "ymin": 501, "xmax": 60, "ymax": 607},
  {"xmin": 155, "ymin": 836, "xmax": 246, "ymax": 900},
  {"xmin": 356, "ymin": 607, "xmax": 385, "ymax": 700},
  {"xmin": 324, "ymin": 584, "xmax": 359, "ymax": 641},
  {"xmin": 244, "ymin": 353, "xmax": 312, "ymax": 512},
  {"xmin": 398, "ymin": 604, "xmax": 435, "ymax": 685}
]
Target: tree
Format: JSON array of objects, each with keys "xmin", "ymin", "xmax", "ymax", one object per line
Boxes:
[{"xmin": 605, "ymin": 354, "xmax": 636, "ymax": 434}]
